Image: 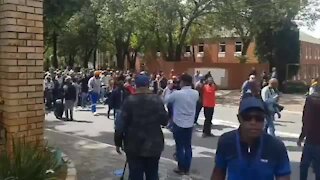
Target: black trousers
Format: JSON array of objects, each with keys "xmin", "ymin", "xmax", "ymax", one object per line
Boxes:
[
  {"xmin": 127, "ymin": 155, "xmax": 160, "ymax": 180},
  {"xmin": 194, "ymin": 101, "xmax": 202, "ymax": 123},
  {"xmin": 203, "ymin": 107, "xmax": 214, "ymax": 135}
]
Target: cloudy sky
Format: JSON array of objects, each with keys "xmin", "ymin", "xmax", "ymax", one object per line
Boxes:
[{"xmin": 300, "ymin": 20, "xmax": 320, "ymax": 38}]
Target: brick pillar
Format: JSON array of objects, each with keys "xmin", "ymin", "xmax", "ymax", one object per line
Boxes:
[{"xmin": 0, "ymin": 0, "xmax": 44, "ymax": 148}]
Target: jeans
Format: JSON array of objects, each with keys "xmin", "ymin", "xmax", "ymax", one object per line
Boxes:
[
  {"xmin": 300, "ymin": 144, "xmax": 320, "ymax": 180},
  {"xmin": 114, "ymin": 109, "xmax": 122, "ymax": 130},
  {"xmin": 81, "ymin": 92, "xmax": 88, "ymax": 107},
  {"xmin": 173, "ymin": 123, "xmax": 193, "ymax": 172},
  {"xmin": 194, "ymin": 101, "xmax": 202, "ymax": 124},
  {"xmin": 127, "ymin": 155, "xmax": 160, "ymax": 180},
  {"xmin": 90, "ymin": 91, "xmax": 99, "ymax": 113},
  {"xmin": 203, "ymin": 107, "xmax": 214, "ymax": 135},
  {"xmin": 265, "ymin": 114, "xmax": 275, "ymax": 137}
]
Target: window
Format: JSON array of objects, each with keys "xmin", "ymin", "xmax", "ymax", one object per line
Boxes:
[
  {"xmin": 198, "ymin": 43, "xmax": 204, "ymax": 53},
  {"xmin": 184, "ymin": 46, "xmax": 191, "ymax": 57},
  {"xmin": 185, "ymin": 46, "xmax": 191, "ymax": 52},
  {"xmin": 309, "ymin": 48, "xmax": 312, "ymax": 60},
  {"xmin": 235, "ymin": 41, "xmax": 242, "ymax": 53},
  {"xmin": 219, "ymin": 42, "xmax": 226, "ymax": 53}
]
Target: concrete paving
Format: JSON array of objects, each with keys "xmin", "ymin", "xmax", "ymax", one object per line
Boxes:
[{"xmin": 45, "ymin": 102, "xmax": 315, "ymax": 180}]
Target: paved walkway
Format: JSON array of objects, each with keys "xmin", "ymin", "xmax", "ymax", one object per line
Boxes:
[
  {"xmin": 217, "ymin": 90, "xmax": 305, "ymax": 112},
  {"xmin": 45, "ymin": 129, "xmax": 204, "ymax": 180}
]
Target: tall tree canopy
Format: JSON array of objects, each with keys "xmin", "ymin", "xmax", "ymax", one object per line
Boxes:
[{"xmin": 43, "ymin": 0, "xmax": 320, "ymax": 71}]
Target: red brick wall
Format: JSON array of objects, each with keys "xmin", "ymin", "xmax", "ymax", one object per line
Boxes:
[
  {"xmin": 145, "ymin": 59, "xmax": 268, "ymax": 89},
  {"xmin": 292, "ymin": 41, "xmax": 320, "ymax": 82}
]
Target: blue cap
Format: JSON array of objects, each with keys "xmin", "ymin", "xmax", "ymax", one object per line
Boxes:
[
  {"xmin": 135, "ymin": 75, "xmax": 150, "ymax": 88},
  {"xmin": 239, "ymin": 97, "xmax": 265, "ymax": 114}
]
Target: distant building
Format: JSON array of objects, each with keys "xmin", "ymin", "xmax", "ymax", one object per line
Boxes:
[{"xmin": 293, "ymin": 32, "xmax": 320, "ymax": 82}]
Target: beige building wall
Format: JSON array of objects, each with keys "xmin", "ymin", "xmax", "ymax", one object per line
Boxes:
[{"xmin": 0, "ymin": 0, "xmax": 44, "ymax": 149}]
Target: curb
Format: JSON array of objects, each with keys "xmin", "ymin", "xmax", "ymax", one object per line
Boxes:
[{"xmin": 61, "ymin": 152, "xmax": 77, "ymax": 180}]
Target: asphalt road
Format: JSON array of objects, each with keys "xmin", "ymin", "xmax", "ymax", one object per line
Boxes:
[{"xmin": 45, "ymin": 105, "xmax": 313, "ymax": 180}]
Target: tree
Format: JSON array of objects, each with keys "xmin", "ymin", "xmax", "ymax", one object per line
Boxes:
[
  {"xmin": 95, "ymin": 0, "xmax": 137, "ymax": 69},
  {"xmin": 44, "ymin": 0, "xmax": 85, "ymax": 68},
  {"xmin": 153, "ymin": 0, "xmax": 216, "ymax": 61},
  {"xmin": 214, "ymin": 0, "xmax": 254, "ymax": 59},
  {"xmin": 253, "ymin": 0, "xmax": 302, "ymax": 85}
]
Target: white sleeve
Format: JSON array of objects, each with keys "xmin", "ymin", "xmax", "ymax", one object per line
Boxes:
[{"xmin": 88, "ymin": 78, "xmax": 93, "ymax": 91}]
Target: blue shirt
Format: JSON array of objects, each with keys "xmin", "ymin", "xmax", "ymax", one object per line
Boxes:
[
  {"xmin": 215, "ymin": 130, "xmax": 291, "ymax": 180},
  {"xmin": 164, "ymin": 86, "xmax": 199, "ymax": 128}
]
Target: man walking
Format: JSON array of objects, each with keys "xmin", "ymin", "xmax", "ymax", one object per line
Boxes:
[
  {"xmin": 88, "ymin": 71, "xmax": 101, "ymax": 116},
  {"xmin": 202, "ymin": 77, "xmax": 217, "ymax": 137},
  {"xmin": 211, "ymin": 97, "xmax": 291, "ymax": 180},
  {"xmin": 114, "ymin": 74, "xmax": 169, "ymax": 180},
  {"xmin": 297, "ymin": 85, "xmax": 320, "ymax": 180},
  {"xmin": 165, "ymin": 74, "xmax": 199, "ymax": 175},
  {"xmin": 194, "ymin": 78, "xmax": 205, "ymax": 125},
  {"xmin": 261, "ymin": 78, "xmax": 281, "ymax": 137},
  {"xmin": 109, "ymin": 76, "xmax": 130, "ymax": 121}
]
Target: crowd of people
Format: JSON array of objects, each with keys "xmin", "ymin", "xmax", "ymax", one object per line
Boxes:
[{"xmin": 43, "ymin": 67, "xmax": 319, "ymax": 180}]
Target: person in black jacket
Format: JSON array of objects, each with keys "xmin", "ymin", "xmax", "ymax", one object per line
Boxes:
[
  {"xmin": 63, "ymin": 76, "xmax": 77, "ymax": 121},
  {"xmin": 109, "ymin": 75, "xmax": 129, "ymax": 120},
  {"xmin": 114, "ymin": 74, "xmax": 169, "ymax": 180}
]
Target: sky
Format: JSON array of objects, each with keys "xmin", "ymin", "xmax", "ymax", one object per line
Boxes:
[{"xmin": 300, "ymin": 20, "xmax": 320, "ymax": 38}]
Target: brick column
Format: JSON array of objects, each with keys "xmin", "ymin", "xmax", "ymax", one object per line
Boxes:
[{"xmin": 0, "ymin": 0, "xmax": 44, "ymax": 148}]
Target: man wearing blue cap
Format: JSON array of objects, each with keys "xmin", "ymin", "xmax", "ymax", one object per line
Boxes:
[
  {"xmin": 114, "ymin": 74, "xmax": 169, "ymax": 180},
  {"xmin": 211, "ymin": 97, "xmax": 291, "ymax": 180}
]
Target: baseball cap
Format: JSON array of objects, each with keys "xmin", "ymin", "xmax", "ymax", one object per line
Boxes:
[
  {"xmin": 135, "ymin": 75, "xmax": 150, "ymax": 88},
  {"xmin": 239, "ymin": 97, "xmax": 266, "ymax": 114}
]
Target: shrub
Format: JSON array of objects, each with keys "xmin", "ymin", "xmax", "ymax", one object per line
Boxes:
[
  {"xmin": 0, "ymin": 139, "xmax": 60, "ymax": 180},
  {"xmin": 282, "ymin": 80, "xmax": 308, "ymax": 94}
]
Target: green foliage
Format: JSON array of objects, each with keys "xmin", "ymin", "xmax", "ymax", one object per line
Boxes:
[
  {"xmin": 0, "ymin": 139, "xmax": 60, "ymax": 180},
  {"xmin": 43, "ymin": 0, "xmax": 319, "ymax": 69}
]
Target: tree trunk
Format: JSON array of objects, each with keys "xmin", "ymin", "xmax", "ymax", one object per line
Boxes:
[
  {"xmin": 128, "ymin": 51, "xmax": 137, "ymax": 70},
  {"xmin": 175, "ymin": 22, "xmax": 192, "ymax": 61},
  {"xmin": 241, "ymin": 38, "xmax": 251, "ymax": 56},
  {"xmin": 52, "ymin": 31, "xmax": 58, "ymax": 68},
  {"xmin": 175, "ymin": 44, "xmax": 182, "ymax": 61},
  {"xmin": 192, "ymin": 44, "xmax": 196, "ymax": 62},
  {"xmin": 82, "ymin": 49, "xmax": 93, "ymax": 68},
  {"xmin": 167, "ymin": 32, "xmax": 174, "ymax": 61},
  {"xmin": 93, "ymin": 49, "xmax": 97, "ymax": 69},
  {"xmin": 68, "ymin": 54, "xmax": 75, "ymax": 68}
]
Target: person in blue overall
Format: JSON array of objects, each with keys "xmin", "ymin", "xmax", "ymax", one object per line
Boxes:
[{"xmin": 211, "ymin": 97, "xmax": 291, "ymax": 180}]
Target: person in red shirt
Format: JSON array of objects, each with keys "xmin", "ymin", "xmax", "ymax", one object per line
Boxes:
[
  {"xmin": 124, "ymin": 76, "xmax": 136, "ymax": 94},
  {"xmin": 202, "ymin": 77, "xmax": 217, "ymax": 137}
]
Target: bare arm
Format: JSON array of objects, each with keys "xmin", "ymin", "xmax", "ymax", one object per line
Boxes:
[{"xmin": 211, "ymin": 167, "xmax": 226, "ymax": 180}]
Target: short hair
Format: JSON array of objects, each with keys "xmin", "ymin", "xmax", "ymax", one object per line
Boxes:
[
  {"xmin": 249, "ymin": 75, "xmax": 256, "ymax": 80},
  {"xmin": 269, "ymin": 78, "xmax": 278, "ymax": 84},
  {"xmin": 180, "ymin": 74, "xmax": 193, "ymax": 85}
]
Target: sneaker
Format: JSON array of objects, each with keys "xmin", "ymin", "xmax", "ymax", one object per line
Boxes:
[
  {"xmin": 173, "ymin": 168, "xmax": 186, "ymax": 176},
  {"xmin": 93, "ymin": 112, "xmax": 99, "ymax": 116}
]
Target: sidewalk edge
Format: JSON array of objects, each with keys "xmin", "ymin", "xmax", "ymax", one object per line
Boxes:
[{"xmin": 61, "ymin": 152, "xmax": 77, "ymax": 180}]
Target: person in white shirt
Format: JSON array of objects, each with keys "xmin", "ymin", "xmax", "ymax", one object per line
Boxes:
[
  {"xmin": 44, "ymin": 75, "xmax": 54, "ymax": 109},
  {"xmin": 261, "ymin": 78, "xmax": 281, "ymax": 137},
  {"xmin": 165, "ymin": 74, "xmax": 199, "ymax": 175},
  {"xmin": 88, "ymin": 71, "xmax": 101, "ymax": 116}
]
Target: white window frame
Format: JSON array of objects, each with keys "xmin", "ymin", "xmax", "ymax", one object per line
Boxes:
[
  {"xmin": 219, "ymin": 42, "xmax": 226, "ymax": 58},
  {"xmin": 219, "ymin": 42, "xmax": 226, "ymax": 53},
  {"xmin": 184, "ymin": 45, "xmax": 191, "ymax": 57},
  {"xmin": 235, "ymin": 41, "xmax": 242, "ymax": 53}
]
